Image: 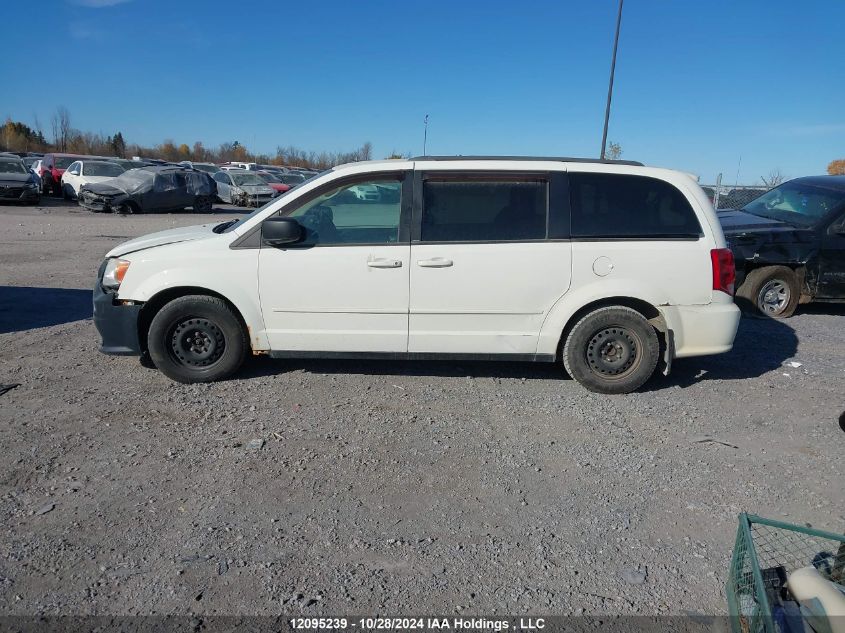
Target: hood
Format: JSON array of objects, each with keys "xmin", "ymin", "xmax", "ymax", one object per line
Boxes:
[
  {"xmin": 239, "ymin": 184, "xmax": 274, "ymax": 195},
  {"xmin": 106, "ymin": 223, "xmax": 218, "ymax": 257},
  {"xmin": 717, "ymin": 208, "xmax": 794, "ymax": 235},
  {"xmin": 77, "ymin": 175, "xmax": 121, "ymax": 186},
  {"xmin": 82, "ymin": 182, "xmax": 125, "ymax": 196},
  {"xmin": 0, "ymin": 172, "xmax": 34, "ymax": 185}
]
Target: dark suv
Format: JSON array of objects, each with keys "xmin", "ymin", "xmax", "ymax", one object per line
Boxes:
[
  {"xmin": 79, "ymin": 165, "xmax": 216, "ymax": 214},
  {"xmin": 719, "ymin": 176, "xmax": 845, "ymax": 317}
]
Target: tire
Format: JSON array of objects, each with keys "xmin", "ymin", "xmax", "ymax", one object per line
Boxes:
[
  {"xmin": 192, "ymin": 195, "xmax": 212, "ymax": 213},
  {"xmin": 562, "ymin": 306, "xmax": 660, "ymax": 395},
  {"xmin": 735, "ymin": 266, "xmax": 799, "ymax": 318},
  {"xmin": 62, "ymin": 184, "xmax": 72, "ymax": 201},
  {"xmin": 116, "ymin": 202, "xmax": 137, "ymax": 215},
  {"xmin": 41, "ymin": 177, "xmax": 53, "ymax": 196},
  {"xmin": 147, "ymin": 295, "xmax": 248, "ymax": 383}
]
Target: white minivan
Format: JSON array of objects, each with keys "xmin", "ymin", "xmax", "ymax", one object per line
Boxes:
[{"xmin": 93, "ymin": 157, "xmax": 740, "ymax": 394}]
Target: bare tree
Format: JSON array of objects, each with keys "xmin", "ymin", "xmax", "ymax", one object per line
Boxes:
[
  {"xmin": 51, "ymin": 106, "xmax": 71, "ymax": 151},
  {"xmin": 760, "ymin": 169, "xmax": 786, "ymax": 188},
  {"xmin": 606, "ymin": 141, "xmax": 623, "ymax": 160}
]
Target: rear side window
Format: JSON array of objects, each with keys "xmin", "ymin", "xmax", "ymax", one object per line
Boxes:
[
  {"xmin": 421, "ymin": 179, "xmax": 547, "ymax": 242},
  {"xmin": 569, "ymin": 173, "xmax": 702, "ymax": 238}
]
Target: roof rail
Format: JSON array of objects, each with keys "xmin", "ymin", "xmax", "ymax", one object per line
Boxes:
[{"xmin": 411, "ymin": 155, "xmax": 644, "ymax": 166}]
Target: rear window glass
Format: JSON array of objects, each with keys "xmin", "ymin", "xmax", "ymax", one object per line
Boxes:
[
  {"xmin": 569, "ymin": 173, "xmax": 702, "ymax": 238},
  {"xmin": 421, "ymin": 180, "xmax": 547, "ymax": 242}
]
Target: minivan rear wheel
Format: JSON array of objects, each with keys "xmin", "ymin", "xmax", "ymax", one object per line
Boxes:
[
  {"xmin": 147, "ymin": 295, "xmax": 248, "ymax": 383},
  {"xmin": 562, "ymin": 306, "xmax": 659, "ymax": 394}
]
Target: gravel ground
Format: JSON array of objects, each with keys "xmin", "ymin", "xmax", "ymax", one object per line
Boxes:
[{"xmin": 0, "ymin": 199, "xmax": 843, "ymax": 617}]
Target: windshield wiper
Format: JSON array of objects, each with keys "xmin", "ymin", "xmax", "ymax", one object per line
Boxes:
[{"xmin": 212, "ymin": 219, "xmax": 238, "ymax": 233}]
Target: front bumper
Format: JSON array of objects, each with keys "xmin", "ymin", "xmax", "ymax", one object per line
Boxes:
[
  {"xmin": 0, "ymin": 184, "xmax": 40, "ymax": 202},
  {"xmin": 93, "ymin": 263, "xmax": 142, "ymax": 355}
]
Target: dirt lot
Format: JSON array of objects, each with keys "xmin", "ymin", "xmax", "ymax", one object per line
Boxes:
[{"xmin": 0, "ymin": 199, "xmax": 843, "ymax": 617}]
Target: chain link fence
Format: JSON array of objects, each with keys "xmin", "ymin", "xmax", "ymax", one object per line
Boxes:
[{"xmin": 700, "ymin": 183, "xmax": 770, "ymax": 209}]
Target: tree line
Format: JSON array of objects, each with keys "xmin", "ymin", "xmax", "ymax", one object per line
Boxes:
[{"xmin": 1, "ymin": 107, "xmax": 383, "ymax": 169}]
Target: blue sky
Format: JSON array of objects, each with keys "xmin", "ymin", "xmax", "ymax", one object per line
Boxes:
[{"xmin": 3, "ymin": 0, "xmax": 843, "ymax": 183}]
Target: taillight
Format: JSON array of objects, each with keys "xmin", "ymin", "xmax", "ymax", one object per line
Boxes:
[{"xmin": 711, "ymin": 248, "xmax": 735, "ymax": 295}]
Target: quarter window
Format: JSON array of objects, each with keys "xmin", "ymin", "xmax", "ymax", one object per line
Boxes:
[
  {"xmin": 285, "ymin": 178, "xmax": 402, "ymax": 246},
  {"xmin": 421, "ymin": 179, "xmax": 547, "ymax": 242},
  {"xmin": 569, "ymin": 173, "xmax": 702, "ymax": 238}
]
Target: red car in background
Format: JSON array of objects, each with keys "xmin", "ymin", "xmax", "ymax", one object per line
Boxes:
[
  {"xmin": 39, "ymin": 153, "xmax": 85, "ymax": 196},
  {"xmin": 256, "ymin": 170, "xmax": 292, "ymax": 195}
]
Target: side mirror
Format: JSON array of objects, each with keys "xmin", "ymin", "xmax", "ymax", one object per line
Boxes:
[{"xmin": 262, "ymin": 216, "xmax": 304, "ymax": 246}]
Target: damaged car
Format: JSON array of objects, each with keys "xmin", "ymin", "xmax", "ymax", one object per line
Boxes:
[
  {"xmin": 79, "ymin": 166, "xmax": 216, "ymax": 214},
  {"xmin": 0, "ymin": 155, "xmax": 41, "ymax": 204},
  {"xmin": 213, "ymin": 169, "xmax": 276, "ymax": 207},
  {"xmin": 719, "ymin": 175, "xmax": 845, "ymax": 317}
]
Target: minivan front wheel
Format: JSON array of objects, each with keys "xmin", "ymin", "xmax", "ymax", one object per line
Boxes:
[
  {"xmin": 562, "ymin": 306, "xmax": 659, "ymax": 395},
  {"xmin": 147, "ymin": 295, "xmax": 248, "ymax": 383}
]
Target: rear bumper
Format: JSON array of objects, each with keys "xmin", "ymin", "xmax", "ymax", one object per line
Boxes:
[
  {"xmin": 93, "ymin": 266, "xmax": 142, "ymax": 355},
  {"xmin": 661, "ymin": 301, "xmax": 741, "ymax": 358}
]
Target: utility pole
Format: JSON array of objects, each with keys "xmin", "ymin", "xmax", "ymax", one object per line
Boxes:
[
  {"xmin": 423, "ymin": 114, "xmax": 429, "ymax": 156},
  {"xmin": 600, "ymin": 0, "xmax": 624, "ymax": 160}
]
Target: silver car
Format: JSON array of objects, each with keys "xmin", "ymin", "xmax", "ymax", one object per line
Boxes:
[{"xmin": 213, "ymin": 169, "xmax": 276, "ymax": 207}]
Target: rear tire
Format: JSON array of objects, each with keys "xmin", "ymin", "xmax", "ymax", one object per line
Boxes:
[
  {"xmin": 562, "ymin": 306, "xmax": 659, "ymax": 395},
  {"xmin": 736, "ymin": 266, "xmax": 799, "ymax": 318},
  {"xmin": 193, "ymin": 195, "xmax": 213, "ymax": 213},
  {"xmin": 147, "ymin": 295, "xmax": 248, "ymax": 383},
  {"xmin": 62, "ymin": 184, "xmax": 72, "ymax": 201}
]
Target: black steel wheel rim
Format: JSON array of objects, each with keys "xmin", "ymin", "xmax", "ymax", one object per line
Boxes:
[
  {"xmin": 585, "ymin": 325, "xmax": 641, "ymax": 379},
  {"xmin": 169, "ymin": 317, "xmax": 225, "ymax": 368}
]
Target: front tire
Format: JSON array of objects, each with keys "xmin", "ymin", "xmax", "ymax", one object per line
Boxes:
[
  {"xmin": 147, "ymin": 295, "xmax": 248, "ymax": 383},
  {"xmin": 736, "ymin": 266, "xmax": 799, "ymax": 318},
  {"xmin": 193, "ymin": 195, "xmax": 213, "ymax": 213},
  {"xmin": 562, "ymin": 306, "xmax": 660, "ymax": 395}
]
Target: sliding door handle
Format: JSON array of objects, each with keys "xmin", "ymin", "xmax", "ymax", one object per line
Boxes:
[
  {"xmin": 417, "ymin": 258, "xmax": 453, "ymax": 268},
  {"xmin": 367, "ymin": 259, "xmax": 403, "ymax": 268}
]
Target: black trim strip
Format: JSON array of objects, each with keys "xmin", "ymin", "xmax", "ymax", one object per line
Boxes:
[{"xmin": 268, "ymin": 350, "xmax": 557, "ymax": 363}]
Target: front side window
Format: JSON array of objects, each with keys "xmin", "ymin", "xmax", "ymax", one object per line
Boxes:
[
  {"xmin": 421, "ymin": 179, "xmax": 547, "ymax": 242},
  {"xmin": 55, "ymin": 156, "xmax": 76, "ymax": 169},
  {"xmin": 570, "ymin": 173, "xmax": 702, "ymax": 238},
  {"xmin": 283, "ymin": 178, "xmax": 402, "ymax": 246}
]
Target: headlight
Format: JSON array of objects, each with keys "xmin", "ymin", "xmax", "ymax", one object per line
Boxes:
[
  {"xmin": 102, "ymin": 258, "xmax": 131, "ymax": 291},
  {"xmin": 24, "ymin": 182, "xmax": 37, "ymax": 189}
]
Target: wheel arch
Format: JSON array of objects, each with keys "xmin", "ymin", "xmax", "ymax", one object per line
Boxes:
[
  {"xmin": 554, "ymin": 296, "xmax": 663, "ymax": 360},
  {"xmin": 137, "ymin": 286, "xmax": 251, "ymax": 354}
]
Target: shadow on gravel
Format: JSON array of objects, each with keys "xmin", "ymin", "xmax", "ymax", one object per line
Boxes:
[
  {"xmin": 239, "ymin": 356, "xmax": 563, "ymax": 382},
  {"xmin": 0, "ymin": 286, "xmax": 92, "ymax": 334},
  {"xmin": 653, "ymin": 314, "xmax": 799, "ymax": 390},
  {"xmin": 241, "ymin": 314, "xmax": 800, "ymax": 392},
  {"xmin": 796, "ymin": 303, "xmax": 845, "ymax": 317}
]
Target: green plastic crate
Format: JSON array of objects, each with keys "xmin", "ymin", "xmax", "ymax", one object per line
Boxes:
[{"xmin": 727, "ymin": 513, "xmax": 845, "ymax": 633}]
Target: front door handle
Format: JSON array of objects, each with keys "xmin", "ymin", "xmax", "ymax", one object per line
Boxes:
[
  {"xmin": 367, "ymin": 259, "xmax": 403, "ymax": 268},
  {"xmin": 417, "ymin": 258, "xmax": 453, "ymax": 268}
]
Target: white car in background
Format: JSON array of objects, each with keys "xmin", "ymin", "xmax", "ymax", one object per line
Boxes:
[{"xmin": 61, "ymin": 160, "xmax": 125, "ymax": 199}]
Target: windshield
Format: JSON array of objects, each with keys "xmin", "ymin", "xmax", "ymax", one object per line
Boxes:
[
  {"xmin": 742, "ymin": 181, "xmax": 845, "ymax": 227},
  {"xmin": 193, "ymin": 163, "xmax": 220, "ymax": 174},
  {"xmin": 0, "ymin": 160, "xmax": 27, "ymax": 174},
  {"xmin": 232, "ymin": 173, "xmax": 266, "ymax": 186},
  {"xmin": 258, "ymin": 173, "xmax": 281, "ymax": 184},
  {"xmin": 85, "ymin": 162, "xmax": 125, "ymax": 177},
  {"xmin": 55, "ymin": 156, "xmax": 78, "ymax": 169},
  {"xmin": 279, "ymin": 173, "xmax": 305, "ymax": 185},
  {"xmin": 110, "ymin": 169, "xmax": 155, "ymax": 193}
]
